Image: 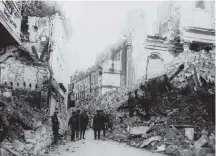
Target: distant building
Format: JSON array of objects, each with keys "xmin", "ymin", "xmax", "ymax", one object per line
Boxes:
[{"xmin": 68, "ymin": 39, "xmax": 134, "ymax": 108}]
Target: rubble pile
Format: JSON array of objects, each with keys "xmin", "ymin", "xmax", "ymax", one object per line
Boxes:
[
  {"xmin": 87, "ymin": 49, "xmax": 215, "ymax": 156},
  {"xmin": 0, "ymin": 87, "xmax": 67, "ymax": 156},
  {"xmin": 165, "ymin": 50, "xmax": 215, "ymax": 89},
  {"xmin": 105, "ymin": 92, "xmax": 215, "ymax": 156},
  {"xmin": 77, "ymin": 87, "xmax": 130, "ymax": 121}
]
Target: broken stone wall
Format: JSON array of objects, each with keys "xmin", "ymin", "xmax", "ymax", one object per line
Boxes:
[{"xmin": 1, "ymin": 57, "xmax": 49, "ymax": 90}]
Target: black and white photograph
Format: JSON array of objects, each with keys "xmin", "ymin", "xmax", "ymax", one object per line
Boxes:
[{"xmin": 0, "ymin": 0, "xmax": 215, "ymax": 156}]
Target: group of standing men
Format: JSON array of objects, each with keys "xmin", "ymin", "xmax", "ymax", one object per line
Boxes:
[
  {"xmin": 68, "ymin": 109, "xmax": 89, "ymax": 141},
  {"xmin": 52, "ymin": 109, "xmax": 109, "ymax": 143}
]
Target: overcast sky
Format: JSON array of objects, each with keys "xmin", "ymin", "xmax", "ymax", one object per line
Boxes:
[{"xmin": 63, "ymin": 1, "xmax": 162, "ymax": 75}]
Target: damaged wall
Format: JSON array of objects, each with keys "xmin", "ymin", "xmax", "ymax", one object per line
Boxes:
[{"xmin": 0, "ymin": 56, "xmax": 49, "ymax": 90}]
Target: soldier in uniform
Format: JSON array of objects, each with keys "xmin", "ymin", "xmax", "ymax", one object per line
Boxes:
[
  {"xmin": 100, "ymin": 110, "xmax": 106, "ymax": 137},
  {"xmin": 68, "ymin": 111, "xmax": 77, "ymax": 141},
  {"xmin": 93, "ymin": 110, "xmax": 103, "ymax": 140},
  {"xmin": 75, "ymin": 109, "xmax": 81, "ymax": 140},
  {"xmin": 80, "ymin": 110, "xmax": 89, "ymax": 139},
  {"xmin": 128, "ymin": 91, "xmax": 134, "ymax": 117},
  {"xmin": 52, "ymin": 110, "xmax": 60, "ymax": 144},
  {"xmin": 140, "ymin": 84, "xmax": 151, "ymax": 120}
]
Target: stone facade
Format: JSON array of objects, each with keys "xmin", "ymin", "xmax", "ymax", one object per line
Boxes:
[
  {"xmin": 0, "ymin": 2, "xmax": 71, "ymax": 155},
  {"xmin": 157, "ymin": 0, "xmax": 215, "ymax": 46},
  {"xmin": 20, "ymin": 12, "xmax": 72, "ymax": 116},
  {"xmin": 48, "ymin": 13, "xmax": 72, "ymax": 115},
  {"xmin": 128, "ymin": 1, "xmax": 215, "ymax": 83},
  {"xmin": 69, "ymin": 39, "xmax": 134, "ymax": 107},
  {"xmin": 0, "ymin": 51, "xmax": 49, "ymax": 90}
]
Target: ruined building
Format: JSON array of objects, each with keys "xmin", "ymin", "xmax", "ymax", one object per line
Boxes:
[
  {"xmin": 0, "ymin": 1, "xmax": 72, "ymax": 115},
  {"xmin": 0, "ymin": 1, "xmax": 49, "ymax": 110},
  {"xmin": 68, "ymin": 39, "xmax": 134, "ymax": 108},
  {"xmin": 20, "ymin": 1, "xmax": 72, "ymax": 115},
  {"xmin": 129, "ymin": 1, "xmax": 215, "ymax": 82},
  {"xmin": 0, "ymin": 1, "xmax": 72, "ymax": 155},
  {"xmin": 68, "ymin": 1, "xmax": 215, "ymax": 108}
]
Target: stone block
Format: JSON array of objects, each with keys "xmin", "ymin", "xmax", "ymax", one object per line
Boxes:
[
  {"xmin": 140, "ymin": 136, "xmax": 162, "ymax": 148},
  {"xmin": 32, "ymin": 120, "xmax": 42, "ymax": 129},
  {"xmin": 24, "ymin": 144, "xmax": 33, "ymax": 151},
  {"xmin": 12, "ymin": 140, "xmax": 25, "ymax": 152},
  {"xmin": 194, "ymin": 135, "xmax": 209, "ymax": 148},
  {"xmin": 185, "ymin": 128, "xmax": 194, "ymax": 140},
  {"xmin": 39, "ymin": 125, "xmax": 47, "ymax": 135},
  {"xmin": 24, "ymin": 130, "xmax": 32, "ymax": 140},
  {"xmin": 165, "ymin": 145, "xmax": 179, "ymax": 154},
  {"xmin": 31, "ymin": 137, "xmax": 52, "ymax": 156},
  {"xmin": 194, "ymin": 148, "xmax": 212, "ymax": 156},
  {"xmin": 34, "ymin": 130, "xmax": 41, "ymax": 141},
  {"xmin": 3, "ymin": 91, "xmax": 12, "ymax": 98},
  {"xmin": 176, "ymin": 149, "xmax": 194, "ymax": 156},
  {"xmin": 156, "ymin": 144, "xmax": 166, "ymax": 152},
  {"xmin": 129, "ymin": 126, "xmax": 150, "ymax": 136},
  {"xmin": 25, "ymin": 138, "xmax": 37, "ymax": 144},
  {"xmin": 208, "ymin": 134, "xmax": 215, "ymax": 152}
]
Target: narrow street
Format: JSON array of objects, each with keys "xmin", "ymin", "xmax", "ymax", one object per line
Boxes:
[
  {"xmin": 0, "ymin": 1, "xmax": 215, "ymax": 156},
  {"xmin": 41, "ymin": 130, "xmax": 166, "ymax": 156}
]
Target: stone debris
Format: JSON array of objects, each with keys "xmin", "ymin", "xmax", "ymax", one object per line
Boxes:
[
  {"xmin": 0, "ymin": 90, "xmax": 68, "ymax": 156},
  {"xmin": 155, "ymin": 144, "xmax": 166, "ymax": 152},
  {"xmin": 165, "ymin": 145, "xmax": 179, "ymax": 154},
  {"xmin": 129, "ymin": 126, "xmax": 150, "ymax": 136},
  {"xmin": 194, "ymin": 135, "xmax": 209, "ymax": 149},
  {"xmin": 77, "ymin": 49, "xmax": 215, "ymax": 156},
  {"xmin": 185, "ymin": 128, "xmax": 194, "ymax": 141},
  {"xmin": 176, "ymin": 149, "xmax": 194, "ymax": 156},
  {"xmin": 140, "ymin": 136, "xmax": 162, "ymax": 148}
]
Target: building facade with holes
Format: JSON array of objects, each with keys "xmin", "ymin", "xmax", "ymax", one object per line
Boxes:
[{"xmin": 0, "ymin": 1, "xmax": 72, "ymax": 115}]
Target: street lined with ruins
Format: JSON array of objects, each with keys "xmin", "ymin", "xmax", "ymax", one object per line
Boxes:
[{"xmin": 0, "ymin": 1, "xmax": 215, "ymax": 156}]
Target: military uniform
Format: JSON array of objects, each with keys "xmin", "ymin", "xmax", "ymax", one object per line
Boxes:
[
  {"xmin": 128, "ymin": 92, "xmax": 134, "ymax": 117},
  {"xmin": 75, "ymin": 110, "xmax": 81, "ymax": 139},
  {"xmin": 0, "ymin": 113, "xmax": 9, "ymax": 143},
  {"xmin": 80, "ymin": 111, "xmax": 89, "ymax": 139},
  {"xmin": 52, "ymin": 112, "xmax": 59, "ymax": 144},
  {"xmin": 100, "ymin": 111, "xmax": 106, "ymax": 137},
  {"xmin": 68, "ymin": 112, "xmax": 77, "ymax": 141},
  {"xmin": 140, "ymin": 85, "xmax": 151, "ymax": 119},
  {"xmin": 93, "ymin": 110, "xmax": 104, "ymax": 140}
]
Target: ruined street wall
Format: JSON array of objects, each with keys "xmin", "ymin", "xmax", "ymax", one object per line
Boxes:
[{"xmin": 1, "ymin": 57, "xmax": 49, "ymax": 90}]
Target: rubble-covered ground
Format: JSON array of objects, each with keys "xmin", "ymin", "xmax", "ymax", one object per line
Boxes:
[
  {"xmin": 0, "ymin": 88, "xmax": 68, "ymax": 156},
  {"xmin": 39, "ymin": 130, "xmax": 166, "ymax": 156},
  {"xmin": 78, "ymin": 50, "xmax": 215, "ymax": 156}
]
